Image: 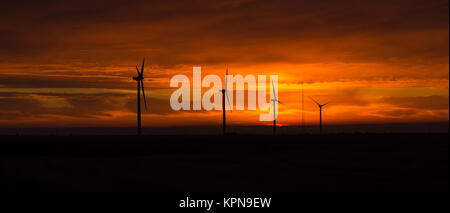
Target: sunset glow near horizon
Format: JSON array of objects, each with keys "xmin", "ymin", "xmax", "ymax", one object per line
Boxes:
[{"xmin": 0, "ymin": 0, "xmax": 448, "ymax": 128}]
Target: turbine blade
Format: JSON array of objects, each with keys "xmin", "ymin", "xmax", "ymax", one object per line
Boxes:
[
  {"xmin": 140, "ymin": 58, "xmax": 145, "ymax": 76},
  {"xmin": 141, "ymin": 80, "xmax": 148, "ymax": 111},
  {"xmin": 309, "ymin": 96, "xmax": 320, "ymax": 105},
  {"xmin": 224, "ymin": 65, "xmax": 232, "ymax": 111},
  {"xmin": 272, "ymin": 80, "xmax": 278, "ymax": 100},
  {"xmin": 225, "ymin": 66, "xmax": 228, "ymax": 93},
  {"xmin": 323, "ymin": 102, "xmax": 330, "ymax": 106},
  {"xmin": 136, "ymin": 66, "xmax": 141, "ymax": 77},
  {"xmin": 277, "ymin": 100, "xmax": 283, "ymax": 105},
  {"xmin": 225, "ymin": 90, "xmax": 231, "ymax": 110}
]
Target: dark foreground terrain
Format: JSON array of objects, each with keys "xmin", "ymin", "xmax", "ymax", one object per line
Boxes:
[{"xmin": 0, "ymin": 134, "xmax": 448, "ymax": 192}]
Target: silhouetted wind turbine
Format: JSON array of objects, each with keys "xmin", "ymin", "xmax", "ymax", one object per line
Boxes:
[
  {"xmin": 271, "ymin": 80, "xmax": 282, "ymax": 135},
  {"xmin": 310, "ymin": 97, "xmax": 328, "ymax": 135},
  {"xmin": 133, "ymin": 58, "xmax": 148, "ymax": 136},
  {"xmin": 220, "ymin": 65, "xmax": 232, "ymax": 135}
]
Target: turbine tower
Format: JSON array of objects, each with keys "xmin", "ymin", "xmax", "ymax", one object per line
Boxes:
[
  {"xmin": 133, "ymin": 58, "xmax": 148, "ymax": 136},
  {"xmin": 220, "ymin": 65, "xmax": 231, "ymax": 135},
  {"xmin": 271, "ymin": 80, "xmax": 281, "ymax": 135},
  {"xmin": 310, "ymin": 97, "xmax": 328, "ymax": 135}
]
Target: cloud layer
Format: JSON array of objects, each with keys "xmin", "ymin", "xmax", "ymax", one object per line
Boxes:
[{"xmin": 0, "ymin": 0, "xmax": 448, "ymax": 127}]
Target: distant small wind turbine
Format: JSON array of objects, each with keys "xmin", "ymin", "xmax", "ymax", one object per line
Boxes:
[
  {"xmin": 220, "ymin": 65, "xmax": 232, "ymax": 135},
  {"xmin": 310, "ymin": 97, "xmax": 328, "ymax": 135},
  {"xmin": 133, "ymin": 58, "xmax": 148, "ymax": 136},
  {"xmin": 271, "ymin": 80, "xmax": 282, "ymax": 135}
]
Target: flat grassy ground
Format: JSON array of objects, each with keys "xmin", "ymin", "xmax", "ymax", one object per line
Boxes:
[{"xmin": 0, "ymin": 134, "xmax": 448, "ymax": 192}]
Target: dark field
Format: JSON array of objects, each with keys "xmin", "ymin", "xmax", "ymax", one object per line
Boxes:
[{"xmin": 0, "ymin": 134, "xmax": 448, "ymax": 192}]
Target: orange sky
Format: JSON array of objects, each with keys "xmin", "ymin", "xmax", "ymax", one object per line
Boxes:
[{"xmin": 0, "ymin": 0, "xmax": 448, "ymax": 128}]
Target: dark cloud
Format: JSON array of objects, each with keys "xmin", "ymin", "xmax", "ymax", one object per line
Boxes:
[
  {"xmin": 0, "ymin": 93, "xmax": 172, "ymax": 121},
  {"xmin": 0, "ymin": 0, "xmax": 448, "ymax": 66},
  {"xmin": 380, "ymin": 96, "xmax": 450, "ymax": 110},
  {"xmin": 0, "ymin": 74, "xmax": 127, "ymax": 88},
  {"xmin": 0, "ymin": 0, "xmax": 448, "ymax": 127}
]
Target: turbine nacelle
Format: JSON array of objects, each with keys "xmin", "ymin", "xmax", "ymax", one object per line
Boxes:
[
  {"xmin": 271, "ymin": 98, "xmax": 281, "ymax": 103},
  {"xmin": 310, "ymin": 97, "xmax": 328, "ymax": 108}
]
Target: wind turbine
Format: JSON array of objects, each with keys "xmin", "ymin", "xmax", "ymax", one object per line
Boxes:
[
  {"xmin": 271, "ymin": 80, "xmax": 282, "ymax": 135},
  {"xmin": 220, "ymin": 65, "xmax": 232, "ymax": 135},
  {"xmin": 310, "ymin": 97, "xmax": 328, "ymax": 135},
  {"xmin": 133, "ymin": 58, "xmax": 148, "ymax": 136}
]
